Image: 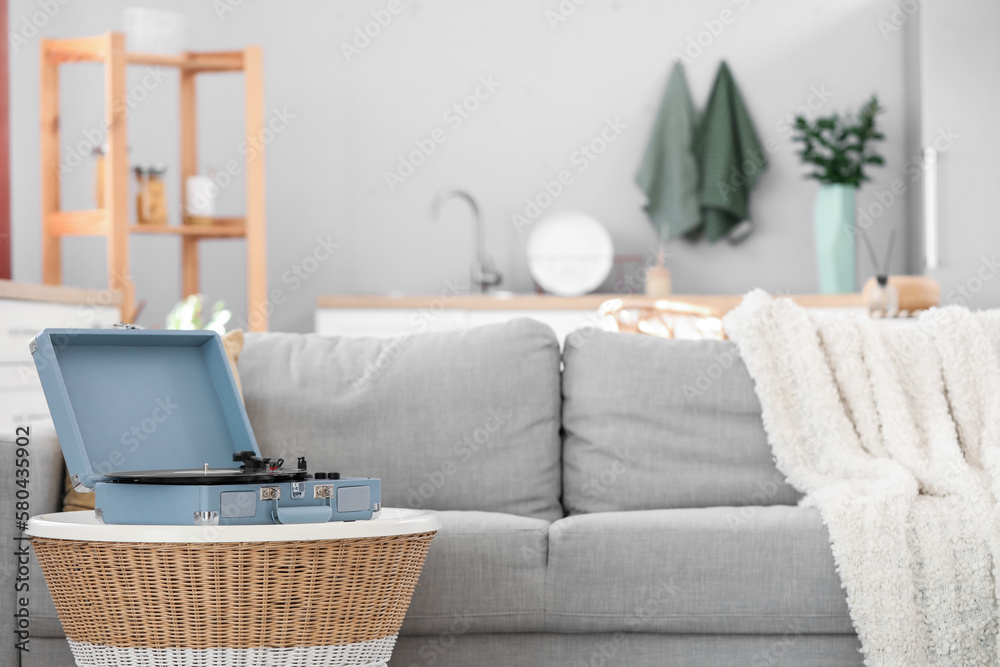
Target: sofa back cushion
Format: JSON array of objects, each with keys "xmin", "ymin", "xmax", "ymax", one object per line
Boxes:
[
  {"xmin": 561, "ymin": 330, "xmax": 800, "ymax": 514},
  {"xmin": 239, "ymin": 319, "xmax": 563, "ymax": 521}
]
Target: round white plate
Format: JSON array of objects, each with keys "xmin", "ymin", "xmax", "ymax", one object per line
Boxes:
[{"xmin": 527, "ymin": 211, "xmax": 614, "ymax": 296}]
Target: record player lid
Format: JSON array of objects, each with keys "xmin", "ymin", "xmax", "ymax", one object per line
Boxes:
[{"xmin": 30, "ymin": 328, "xmax": 259, "ymax": 490}]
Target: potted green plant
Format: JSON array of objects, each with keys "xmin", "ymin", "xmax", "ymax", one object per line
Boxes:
[
  {"xmin": 166, "ymin": 294, "xmax": 231, "ymax": 334},
  {"xmin": 792, "ymin": 96, "xmax": 884, "ymax": 293}
]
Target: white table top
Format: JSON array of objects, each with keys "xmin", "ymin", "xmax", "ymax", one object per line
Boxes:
[{"xmin": 27, "ymin": 507, "xmax": 440, "ymax": 543}]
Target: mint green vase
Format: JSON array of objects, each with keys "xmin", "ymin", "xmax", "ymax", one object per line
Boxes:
[{"xmin": 813, "ymin": 184, "xmax": 856, "ymax": 293}]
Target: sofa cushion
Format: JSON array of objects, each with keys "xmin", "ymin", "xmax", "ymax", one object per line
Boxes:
[
  {"xmin": 402, "ymin": 511, "xmax": 549, "ymax": 635},
  {"xmin": 391, "ymin": 633, "xmax": 864, "ymax": 667},
  {"xmin": 561, "ymin": 332, "xmax": 800, "ymax": 513},
  {"xmin": 240, "ymin": 319, "xmax": 563, "ymax": 520},
  {"xmin": 544, "ymin": 506, "xmax": 853, "ymax": 635}
]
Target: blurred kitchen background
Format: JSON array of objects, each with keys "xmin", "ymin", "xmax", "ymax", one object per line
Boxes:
[{"xmin": 3, "ymin": 0, "xmax": 996, "ymax": 332}]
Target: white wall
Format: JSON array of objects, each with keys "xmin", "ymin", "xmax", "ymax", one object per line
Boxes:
[
  {"xmin": 10, "ymin": 0, "xmax": 913, "ymax": 332},
  {"xmin": 917, "ymin": 0, "xmax": 1000, "ymax": 308}
]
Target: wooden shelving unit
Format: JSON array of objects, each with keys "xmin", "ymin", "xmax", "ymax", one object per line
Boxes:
[{"xmin": 39, "ymin": 32, "xmax": 268, "ymax": 330}]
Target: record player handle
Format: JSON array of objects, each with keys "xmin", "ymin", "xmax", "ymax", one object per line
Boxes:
[{"xmin": 272, "ymin": 504, "xmax": 333, "ymax": 525}]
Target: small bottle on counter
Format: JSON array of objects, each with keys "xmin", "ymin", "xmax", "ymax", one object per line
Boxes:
[
  {"xmin": 867, "ymin": 275, "xmax": 899, "ymax": 318},
  {"xmin": 644, "ymin": 244, "xmax": 672, "ymax": 297}
]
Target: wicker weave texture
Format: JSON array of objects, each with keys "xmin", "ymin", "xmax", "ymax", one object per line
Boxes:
[
  {"xmin": 67, "ymin": 639, "xmax": 395, "ymax": 667},
  {"xmin": 31, "ymin": 532, "xmax": 435, "ymax": 650}
]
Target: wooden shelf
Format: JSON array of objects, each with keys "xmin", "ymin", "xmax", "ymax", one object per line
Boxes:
[
  {"xmin": 126, "ymin": 51, "xmax": 244, "ymax": 72},
  {"xmin": 131, "ymin": 221, "xmax": 246, "ymax": 238},
  {"xmin": 46, "ymin": 212, "xmax": 246, "ymax": 239},
  {"xmin": 47, "ymin": 210, "xmax": 107, "ymax": 236},
  {"xmin": 42, "ymin": 38, "xmax": 244, "ymax": 72},
  {"xmin": 40, "ymin": 32, "xmax": 268, "ymax": 330}
]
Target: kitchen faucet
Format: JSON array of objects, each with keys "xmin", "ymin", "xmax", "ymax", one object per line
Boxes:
[{"xmin": 429, "ymin": 188, "xmax": 502, "ymax": 294}]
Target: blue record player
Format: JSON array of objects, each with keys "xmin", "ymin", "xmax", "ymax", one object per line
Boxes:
[{"xmin": 29, "ymin": 326, "xmax": 380, "ymax": 526}]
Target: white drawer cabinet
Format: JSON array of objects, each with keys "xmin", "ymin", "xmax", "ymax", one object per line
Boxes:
[
  {"xmin": 0, "ymin": 299, "xmax": 117, "ymax": 362},
  {"xmin": 315, "ymin": 307, "xmax": 597, "ymax": 342},
  {"xmin": 315, "ymin": 298, "xmax": 607, "ymax": 345},
  {"xmin": 314, "ymin": 294, "xmax": 870, "ymax": 345},
  {"xmin": 0, "ymin": 283, "xmax": 120, "ymax": 433},
  {"xmin": 315, "ymin": 308, "xmax": 468, "ymax": 338}
]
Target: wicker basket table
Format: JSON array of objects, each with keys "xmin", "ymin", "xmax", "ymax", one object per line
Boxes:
[{"xmin": 27, "ymin": 508, "xmax": 439, "ymax": 667}]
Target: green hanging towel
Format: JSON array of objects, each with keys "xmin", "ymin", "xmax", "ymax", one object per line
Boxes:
[
  {"xmin": 635, "ymin": 61, "xmax": 701, "ymax": 241},
  {"xmin": 692, "ymin": 61, "xmax": 767, "ymax": 242}
]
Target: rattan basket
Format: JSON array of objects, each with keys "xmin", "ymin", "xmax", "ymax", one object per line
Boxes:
[{"xmin": 28, "ymin": 511, "xmax": 437, "ymax": 667}]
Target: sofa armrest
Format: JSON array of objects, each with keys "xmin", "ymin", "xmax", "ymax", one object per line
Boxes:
[{"xmin": 1, "ymin": 424, "xmax": 67, "ymax": 664}]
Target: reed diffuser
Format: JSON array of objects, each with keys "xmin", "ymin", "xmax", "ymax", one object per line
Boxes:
[{"xmin": 861, "ymin": 231, "xmax": 898, "ymax": 317}]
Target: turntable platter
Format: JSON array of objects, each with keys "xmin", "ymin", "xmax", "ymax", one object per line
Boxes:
[{"xmin": 105, "ymin": 467, "xmax": 309, "ymax": 485}]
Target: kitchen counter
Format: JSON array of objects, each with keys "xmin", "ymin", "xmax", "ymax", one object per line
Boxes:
[
  {"xmin": 0, "ymin": 279, "xmax": 121, "ymax": 307},
  {"xmin": 315, "ymin": 292, "xmax": 865, "ymax": 340},
  {"xmin": 317, "ymin": 293, "xmax": 611, "ymax": 311},
  {"xmin": 316, "ymin": 292, "xmax": 865, "ymax": 312}
]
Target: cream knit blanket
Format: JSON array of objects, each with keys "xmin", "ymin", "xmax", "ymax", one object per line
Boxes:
[{"xmin": 724, "ymin": 291, "xmax": 1000, "ymax": 666}]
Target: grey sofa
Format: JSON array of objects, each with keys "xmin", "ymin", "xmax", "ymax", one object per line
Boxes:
[{"xmin": 2, "ymin": 318, "xmax": 863, "ymax": 666}]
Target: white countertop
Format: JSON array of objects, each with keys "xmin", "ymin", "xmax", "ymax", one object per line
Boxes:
[
  {"xmin": 317, "ymin": 293, "xmax": 867, "ymax": 312},
  {"xmin": 0, "ymin": 279, "xmax": 121, "ymax": 307}
]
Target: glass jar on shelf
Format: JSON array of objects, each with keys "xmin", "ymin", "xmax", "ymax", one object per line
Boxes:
[{"xmin": 134, "ymin": 164, "xmax": 168, "ymax": 225}]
